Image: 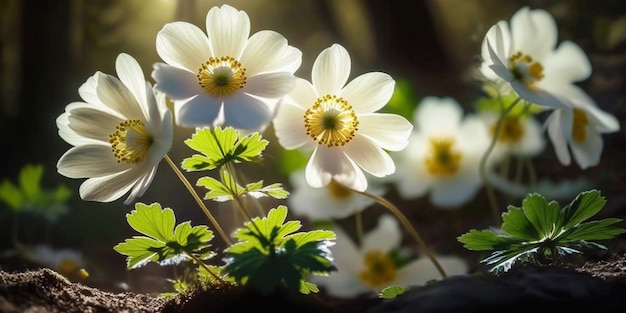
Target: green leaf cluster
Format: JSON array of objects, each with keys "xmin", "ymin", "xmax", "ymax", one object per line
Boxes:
[
  {"xmin": 224, "ymin": 206, "xmax": 336, "ymax": 295},
  {"xmin": 458, "ymin": 190, "xmax": 625, "ymax": 273},
  {"xmin": 114, "ymin": 202, "xmax": 215, "ymax": 269},
  {"xmin": 0, "ymin": 164, "xmax": 71, "ymax": 222},
  {"xmin": 181, "ymin": 127, "xmax": 268, "ymax": 171},
  {"xmin": 197, "ymin": 170, "xmax": 288, "ymax": 202}
]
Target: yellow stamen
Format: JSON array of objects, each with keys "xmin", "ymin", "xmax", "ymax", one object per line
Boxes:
[
  {"xmin": 109, "ymin": 119, "xmax": 152, "ymax": 164},
  {"xmin": 327, "ymin": 179, "xmax": 351, "ymax": 199},
  {"xmin": 359, "ymin": 250, "xmax": 397, "ymax": 289},
  {"xmin": 304, "ymin": 94, "xmax": 359, "ymax": 147},
  {"xmin": 572, "ymin": 108, "xmax": 589, "ymax": 142},
  {"xmin": 491, "ymin": 116, "xmax": 525, "ymax": 143},
  {"xmin": 509, "ymin": 51, "xmax": 544, "ymax": 88},
  {"xmin": 424, "ymin": 137, "xmax": 462, "ymax": 176},
  {"xmin": 197, "ymin": 56, "xmax": 247, "ymax": 97}
]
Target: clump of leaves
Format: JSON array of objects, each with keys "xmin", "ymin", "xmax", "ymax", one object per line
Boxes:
[
  {"xmin": 458, "ymin": 189, "xmax": 625, "ymax": 273},
  {"xmin": 0, "ymin": 164, "xmax": 71, "ymax": 222},
  {"xmin": 114, "ymin": 202, "xmax": 216, "ymax": 270},
  {"xmin": 223, "ymin": 205, "xmax": 336, "ymax": 295}
]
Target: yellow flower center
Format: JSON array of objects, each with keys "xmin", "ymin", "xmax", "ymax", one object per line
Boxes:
[
  {"xmin": 109, "ymin": 119, "xmax": 152, "ymax": 164},
  {"xmin": 509, "ymin": 51, "xmax": 544, "ymax": 88},
  {"xmin": 304, "ymin": 94, "xmax": 359, "ymax": 147},
  {"xmin": 492, "ymin": 116, "xmax": 525, "ymax": 143},
  {"xmin": 359, "ymin": 250, "xmax": 397, "ymax": 289},
  {"xmin": 572, "ymin": 108, "xmax": 589, "ymax": 142},
  {"xmin": 57, "ymin": 259, "xmax": 80, "ymax": 276},
  {"xmin": 197, "ymin": 56, "xmax": 247, "ymax": 97},
  {"xmin": 424, "ymin": 137, "xmax": 462, "ymax": 176},
  {"xmin": 327, "ymin": 179, "xmax": 352, "ymax": 199}
]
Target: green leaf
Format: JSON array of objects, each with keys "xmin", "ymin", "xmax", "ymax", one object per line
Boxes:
[
  {"xmin": 127, "ymin": 203, "xmax": 176, "ymax": 242},
  {"xmin": 558, "ymin": 218, "xmax": 625, "ymax": 242},
  {"xmin": 457, "ymin": 229, "xmax": 521, "ymax": 251},
  {"xmin": 224, "ymin": 206, "xmax": 336, "ymax": 295},
  {"xmin": 197, "ymin": 175, "xmax": 239, "ymax": 202},
  {"xmin": 246, "ymin": 182, "xmax": 290, "ymax": 200},
  {"xmin": 114, "ymin": 202, "xmax": 215, "ymax": 269},
  {"xmin": 559, "ymin": 190, "xmax": 606, "ymax": 229},
  {"xmin": 0, "ymin": 180, "xmax": 24, "ymax": 210},
  {"xmin": 379, "ymin": 285, "xmax": 409, "ymax": 299},
  {"xmin": 182, "ymin": 127, "xmax": 268, "ymax": 172},
  {"xmin": 521, "ymin": 193, "xmax": 560, "ymax": 238},
  {"xmin": 501, "ymin": 206, "xmax": 540, "ymax": 241},
  {"xmin": 19, "ymin": 164, "xmax": 43, "ymax": 200}
]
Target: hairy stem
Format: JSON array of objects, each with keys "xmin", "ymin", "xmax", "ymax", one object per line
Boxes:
[
  {"xmin": 352, "ymin": 189, "xmax": 448, "ymax": 279},
  {"xmin": 165, "ymin": 154, "xmax": 232, "ymax": 246},
  {"xmin": 479, "ymin": 97, "xmax": 522, "ymax": 226}
]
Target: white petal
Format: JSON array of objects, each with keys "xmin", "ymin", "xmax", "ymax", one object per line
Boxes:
[
  {"xmin": 362, "ymin": 215, "xmax": 401, "ymax": 252},
  {"xmin": 527, "ymin": 8, "xmax": 558, "ymax": 60},
  {"xmin": 57, "ymin": 103, "xmax": 101, "ymax": 146},
  {"xmin": 222, "ymin": 93, "xmax": 272, "ymax": 131},
  {"xmin": 395, "ymin": 256, "xmax": 467, "ymax": 286},
  {"xmin": 66, "ymin": 107, "xmax": 124, "ymax": 142},
  {"xmin": 312, "ymin": 44, "xmax": 351, "ymax": 95},
  {"xmin": 330, "ymin": 226, "xmax": 362, "ymax": 273},
  {"xmin": 358, "ymin": 113, "xmax": 413, "ymax": 151},
  {"xmin": 115, "ymin": 53, "xmax": 147, "ymax": 114},
  {"xmin": 570, "ymin": 126, "xmax": 603, "ymax": 169},
  {"xmin": 79, "ymin": 169, "xmax": 139, "ymax": 203},
  {"xmin": 415, "ymin": 97, "xmax": 462, "ymax": 134},
  {"xmin": 273, "ymin": 103, "xmax": 310, "ymax": 149},
  {"xmin": 244, "ymin": 72, "xmax": 295, "ymax": 98},
  {"xmin": 156, "ymin": 21, "xmax": 211, "ymax": 72},
  {"xmin": 543, "ymin": 41, "xmax": 591, "ymax": 83},
  {"xmin": 174, "ymin": 94, "xmax": 222, "ymax": 128},
  {"xmin": 287, "ymin": 78, "xmax": 318, "ymax": 110},
  {"xmin": 586, "ymin": 105, "xmax": 620, "ymax": 133},
  {"xmin": 78, "ymin": 74, "xmax": 104, "ymax": 107},
  {"xmin": 152, "ymin": 63, "xmax": 203, "ymax": 100},
  {"xmin": 341, "ymin": 72, "xmax": 394, "ymax": 113},
  {"xmin": 546, "ymin": 109, "xmax": 572, "ymax": 166},
  {"xmin": 510, "ymin": 7, "xmax": 535, "ymax": 53},
  {"xmin": 96, "ymin": 72, "xmax": 144, "ymax": 119},
  {"xmin": 206, "ymin": 4, "xmax": 249, "ymax": 58},
  {"xmin": 430, "ymin": 172, "xmax": 482, "ymax": 208},
  {"xmin": 57, "ymin": 145, "xmax": 131, "ymax": 178},
  {"xmin": 344, "ymin": 136, "xmax": 395, "ymax": 177},
  {"xmin": 312, "ymin": 270, "xmax": 364, "ymax": 298},
  {"xmin": 306, "ymin": 146, "xmax": 366, "ymax": 191},
  {"xmin": 510, "ymin": 80, "xmax": 567, "ymax": 109},
  {"xmin": 123, "ymin": 166, "xmax": 158, "ymax": 205},
  {"xmin": 240, "ymin": 30, "xmax": 301, "ymax": 76}
]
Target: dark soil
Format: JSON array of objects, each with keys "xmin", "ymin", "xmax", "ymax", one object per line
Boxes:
[{"xmin": 2, "ymin": 254, "xmax": 626, "ymax": 313}]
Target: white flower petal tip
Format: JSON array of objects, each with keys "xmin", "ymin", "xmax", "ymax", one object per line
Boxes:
[
  {"xmin": 153, "ymin": 4, "xmax": 301, "ymax": 131},
  {"xmin": 273, "ymin": 44, "xmax": 408, "ymax": 191},
  {"xmin": 56, "ymin": 53, "xmax": 172, "ymax": 204}
]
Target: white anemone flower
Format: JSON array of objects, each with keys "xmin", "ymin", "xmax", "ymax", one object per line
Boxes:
[
  {"xmin": 273, "ymin": 44, "xmax": 413, "ymax": 192},
  {"xmin": 391, "ymin": 97, "xmax": 492, "ymax": 208},
  {"xmin": 27, "ymin": 245, "xmax": 85, "ymax": 277},
  {"xmin": 288, "ymin": 169, "xmax": 386, "ymax": 221},
  {"xmin": 152, "ymin": 4, "xmax": 301, "ymax": 131},
  {"xmin": 477, "ymin": 111, "xmax": 546, "ymax": 160},
  {"xmin": 546, "ymin": 101, "xmax": 620, "ymax": 169},
  {"xmin": 480, "ymin": 7, "xmax": 593, "ymax": 110},
  {"xmin": 312, "ymin": 214, "xmax": 467, "ymax": 298},
  {"xmin": 57, "ymin": 53, "xmax": 173, "ymax": 204}
]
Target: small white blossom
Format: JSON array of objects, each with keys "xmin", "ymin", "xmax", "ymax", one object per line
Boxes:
[
  {"xmin": 391, "ymin": 97, "xmax": 492, "ymax": 208},
  {"xmin": 312, "ymin": 215, "xmax": 467, "ymax": 298},
  {"xmin": 152, "ymin": 4, "xmax": 301, "ymax": 131},
  {"xmin": 273, "ymin": 44, "xmax": 412, "ymax": 192}
]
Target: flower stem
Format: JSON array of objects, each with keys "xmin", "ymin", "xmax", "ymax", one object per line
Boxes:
[
  {"xmin": 352, "ymin": 189, "xmax": 448, "ymax": 279},
  {"xmin": 479, "ymin": 97, "xmax": 522, "ymax": 227},
  {"xmin": 164, "ymin": 154, "xmax": 232, "ymax": 246},
  {"xmin": 184, "ymin": 251, "xmax": 225, "ymax": 284}
]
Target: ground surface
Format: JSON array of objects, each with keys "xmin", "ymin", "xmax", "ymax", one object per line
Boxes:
[{"xmin": 1, "ymin": 253, "xmax": 626, "ymax": 313}]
